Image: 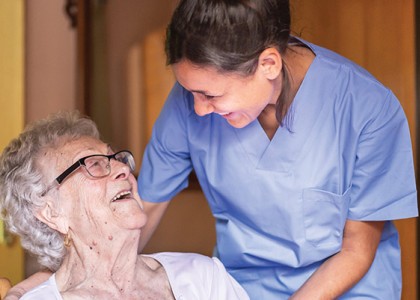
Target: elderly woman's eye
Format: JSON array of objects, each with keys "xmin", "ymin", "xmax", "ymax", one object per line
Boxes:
[{"xmin": 85, "ymin": 158, "xmax": 103, "ymax": 169}]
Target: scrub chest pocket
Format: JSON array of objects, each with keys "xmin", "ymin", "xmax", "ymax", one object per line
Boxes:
[{"xmin": 302, "ymin": 187, "xmax": 350, "ymax": 246}]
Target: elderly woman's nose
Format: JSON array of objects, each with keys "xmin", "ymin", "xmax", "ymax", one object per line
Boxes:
[{"xmin": 111, "ymin": 159, "xmax": 130, "ymax": 179}]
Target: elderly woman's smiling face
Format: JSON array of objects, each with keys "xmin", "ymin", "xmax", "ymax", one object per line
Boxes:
[{"xmin": 39, "ymin": 136, "xmax": 147, "ymax": 239}]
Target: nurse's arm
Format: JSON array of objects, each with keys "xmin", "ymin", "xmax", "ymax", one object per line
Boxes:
[
  {"xmin": 4, "ymin": 270, "xmax": 51, "ymax": 299},
  {"xmin": 138, "ymin": 200, "xmax": 171, "ymax": 252},
  {"xmin": 290, "ymin": 219, "xmax": 384, "ymax": 300}
]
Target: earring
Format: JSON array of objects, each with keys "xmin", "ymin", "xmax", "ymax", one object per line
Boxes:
[{"xmin": 64, "ymin": 232, "xmax": 72, "ymax": 247}]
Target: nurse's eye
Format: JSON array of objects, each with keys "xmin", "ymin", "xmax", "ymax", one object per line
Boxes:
[
  {"xmin": 192, "ymin": 91, "xmax": 219, "ymax": 101},
  {"xmin": 204, "ymin": 94, "xmax": 216, "ymax": 100}
]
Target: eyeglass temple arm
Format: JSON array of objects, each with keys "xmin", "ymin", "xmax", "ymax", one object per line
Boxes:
[
  {"xmin": 40, "ymin": 180, "xmax": 60, "ymax": 197},
  {"xmin": 55, "ymin": 161, "xmax": 82, "ymax": 184}
]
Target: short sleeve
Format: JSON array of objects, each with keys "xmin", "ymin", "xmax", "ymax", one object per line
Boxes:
[
  {"xmin": 209, "ymin": 257, "xmax": 250, "ymax": 300},
  {"xmin": 148, "ymin": 252, "xmax": 250, "ymax": 300},
  {"xmin": 349, "ymin": 90, "xmax": 417, "ymax": 220},
  {"xmin": 138, "ymin": 83, "xmax": 194, "ymax": 202}
]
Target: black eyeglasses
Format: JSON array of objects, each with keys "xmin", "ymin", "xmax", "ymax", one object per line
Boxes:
[{"xmin": 41, "ymin": 150, "xmax": 135, "ymax": 196}]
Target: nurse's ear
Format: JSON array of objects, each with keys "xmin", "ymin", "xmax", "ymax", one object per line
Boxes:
[{"xmin": 258, "ymin": 47, "xmax": 282, "ymax": 80}]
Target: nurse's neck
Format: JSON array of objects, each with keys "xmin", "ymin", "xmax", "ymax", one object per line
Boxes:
[{"xmin": 258, "ymin": 104, "xmax": 279, "ymax": 140}]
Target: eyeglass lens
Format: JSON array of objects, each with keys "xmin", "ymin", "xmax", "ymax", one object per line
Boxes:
[
  {"xmin": 114, "ymin": 151, "xmax": 135, "ymax": 171},
  {"xmin": 84, "ymin": 151, "xmax": 135, "ymax": 178}
]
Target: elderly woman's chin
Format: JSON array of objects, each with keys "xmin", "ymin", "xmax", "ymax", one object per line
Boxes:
[{"xmin": 110, "ymin": 198, "xmax": 148, "ymax": 230}]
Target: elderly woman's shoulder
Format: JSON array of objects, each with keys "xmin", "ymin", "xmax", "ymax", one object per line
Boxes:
[
  {"xmin": 141, "ymin": 252, "xmax": 250, "ymax": 299},
  {"xmin": 141, "ymin": 252, "xmax": 217, "ymax": 270}
]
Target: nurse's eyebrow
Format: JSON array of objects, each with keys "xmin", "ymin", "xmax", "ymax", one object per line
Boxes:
[
  {"xmin": 190, "ymin": 89, "xmax": 221, "ymax": 97},
  {"xmin": 190, "ymin": 89, "xmax": 210, "ymax": 94}
]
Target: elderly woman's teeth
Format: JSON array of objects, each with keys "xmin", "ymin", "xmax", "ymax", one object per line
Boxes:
[{"xmin": 113, "ymin": 191, "xmax": 131, "ymax": 201}]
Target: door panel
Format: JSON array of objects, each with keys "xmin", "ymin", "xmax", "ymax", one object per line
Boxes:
[{"xmin": 291, "ymin": 1, "xmax": 417, "ymax": 299}]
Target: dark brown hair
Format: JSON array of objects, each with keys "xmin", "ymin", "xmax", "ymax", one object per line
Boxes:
[{"xmin": 166, "ymin": 0, "xmax": 293, "ymax": 125}]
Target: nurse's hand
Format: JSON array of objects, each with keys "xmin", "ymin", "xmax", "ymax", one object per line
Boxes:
[
  {"xmin": 0, "ymin": 277, "xmax": 11, "ymax": 299},
  {"xmin": 290, "ymin": 219, "xmax": 385, "ymax": 299}
]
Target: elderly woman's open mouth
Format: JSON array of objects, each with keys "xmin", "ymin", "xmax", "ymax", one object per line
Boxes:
[{"xmin": 112, "ymin": 190, "xmax": 132, "ymax": 202}]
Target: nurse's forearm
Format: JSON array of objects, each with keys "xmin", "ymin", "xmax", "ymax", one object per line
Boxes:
[
  {"xmin": 138, "ymin": 200, "xmax": 171, "ymax": 252},
  {"xmin": 290, "ymin": 220, "xmax": 384, "ymax": 300},
  {"xmin": 5, "ymin": 271, "xmax": 51, "ymax": 299}
]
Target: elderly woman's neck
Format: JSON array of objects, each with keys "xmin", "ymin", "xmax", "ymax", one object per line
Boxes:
[{"xmin": 55, "ymin": 230, "xmax": 145, "ymax": 292}]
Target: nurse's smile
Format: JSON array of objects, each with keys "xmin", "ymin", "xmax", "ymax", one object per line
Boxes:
[
  {"xmin": 173, "ymin": 59, "xmax": 276, "ymax": 129},
  {"xmin": 219, "ymin": 112, "xmax": 233, "ymax": 119}
]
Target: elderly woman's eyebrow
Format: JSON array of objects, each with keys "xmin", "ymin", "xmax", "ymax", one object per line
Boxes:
[
  {"xmin": 71, "ymin": 146, "xmax": 101, "ymax": 159},
  {"xmin": 107, "ymin": 144, "xmax": 114, "ymax": 154}
]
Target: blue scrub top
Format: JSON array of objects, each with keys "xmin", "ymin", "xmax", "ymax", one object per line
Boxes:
[{"xmin": 138, "ymin": 40, "xmax": 418, "ymax": 299}]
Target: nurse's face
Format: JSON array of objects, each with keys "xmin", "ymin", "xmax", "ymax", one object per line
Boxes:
[{"xmin": 172, "ymin": 56, "xmax": 281, "ymax": 128}]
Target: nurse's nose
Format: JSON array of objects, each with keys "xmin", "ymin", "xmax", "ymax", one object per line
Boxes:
[{"xmin": 194, "ymin": 97, "xmax": 215, "ymax": 116}]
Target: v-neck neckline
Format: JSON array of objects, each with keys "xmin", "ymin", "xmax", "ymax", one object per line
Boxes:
[{"xmin": 232, "ymin": 50, "xmax": 329, "ymax": 173}]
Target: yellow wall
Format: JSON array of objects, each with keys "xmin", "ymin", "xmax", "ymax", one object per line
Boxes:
[{"xmin": 0, "ymin": 0, "xmax": 25, "ymax": 285}]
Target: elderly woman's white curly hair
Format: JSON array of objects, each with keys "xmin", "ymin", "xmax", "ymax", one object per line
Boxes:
[{"xmin": 0, "ymin": 111, "xmax": 100, "ymax": 271}]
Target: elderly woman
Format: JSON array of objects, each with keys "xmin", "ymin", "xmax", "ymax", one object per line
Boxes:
[{"xmin": 0, "ymin": 111, "xmax": 249, "ymax": 300}]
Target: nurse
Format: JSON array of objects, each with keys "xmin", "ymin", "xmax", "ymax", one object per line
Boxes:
[{"xmin": 138, "ymin": 0, "xmax": 418, "ymax": 299}]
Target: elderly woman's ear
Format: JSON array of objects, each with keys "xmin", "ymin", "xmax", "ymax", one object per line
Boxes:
[{"xmin": 35, "ymin": 201, "xmax": 68, "ymax": 235}]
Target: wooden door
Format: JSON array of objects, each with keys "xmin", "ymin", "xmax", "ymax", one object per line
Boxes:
[{"xmin": 291, "ymin": 1, "xmax": 417, "ymax": 299}]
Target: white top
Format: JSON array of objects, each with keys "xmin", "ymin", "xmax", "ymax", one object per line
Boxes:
[{"xmin": 21, "ymin": 252, "xmax": 249, "ymax": 300}]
